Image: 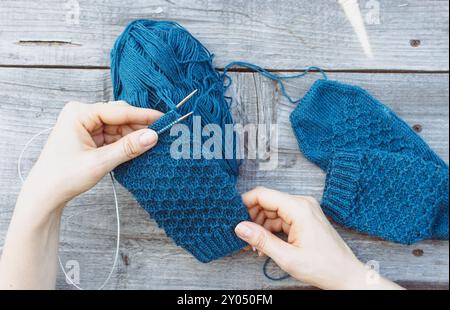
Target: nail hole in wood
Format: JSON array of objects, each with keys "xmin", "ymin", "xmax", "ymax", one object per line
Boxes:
[
  {"xmin": 412, "ymin": 249, "xmax": 424, "ymax": 257},
  {"xmin": 413, "ymin": 124, "xmax": 423, "ymax": 133},
  {"xmin": 410, "ymin": 40, "xmax": 421, "ymax": 48}
]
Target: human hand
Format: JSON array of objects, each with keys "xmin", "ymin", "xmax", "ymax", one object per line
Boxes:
[
  {"xmin": 18, "ymin": 101, "xmax": 163, "ymax": 216},
  {"xmin": 235, "ymin": 187, "xmax": 403, "ymax": 290},
  {"xmin": 2, "ymin": 100, "xmax": 163, "ymax": 289}
]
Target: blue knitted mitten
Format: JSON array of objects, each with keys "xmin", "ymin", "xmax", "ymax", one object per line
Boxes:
[
  {"xmin": 110, "ymin": 20, "xmax": 250, "ymax": 262},
  {"xmin": 290, "ymin": 79, "xmax": 449, "ymax": 244}
]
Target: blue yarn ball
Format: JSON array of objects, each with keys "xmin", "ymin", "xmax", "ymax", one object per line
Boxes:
[{"xmin": 111, "ymin": 19, "xmax": 239, "ymax": 173}]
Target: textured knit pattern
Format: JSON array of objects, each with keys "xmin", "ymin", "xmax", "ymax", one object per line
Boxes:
[
  {"xmin": 290, "ymin": 79, "xmax": 449, "ymax": 244},
  {"xmin": 111, "ymin": 20, "xmax": 249, "ymax": 263}
]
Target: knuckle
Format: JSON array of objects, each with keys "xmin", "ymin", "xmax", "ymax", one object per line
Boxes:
[
  {"xmin": 115, "ymin": 100, "xmax": 129, "ymax": 106},
  {"xmin": 294, "ymin": 196, "xmax": 320, "ymax": 214},
  {"xmin": 122, "ymin": 137, "xmax": 139, "ymax": 159},
  {"xmin": 62, "ymin": 101, "xmax": 77, "ymax": 114},
  {"xmin": 254, "ymin": 186, "xmax": 268, "ymax": 194},
  {"xmin": 64, "ymin": 101, "xmax": 84, "ymax": 112},
  {"xmin": 65, "ymin": 101, "xmax": 78, "ymax": 108},
  {"xmin": 58, "ymin": 101, "xmax": 81, "ymax": 121},
  {"xmin": 93, "ymin": 101, "xmax": 105, "ymax": 107}
]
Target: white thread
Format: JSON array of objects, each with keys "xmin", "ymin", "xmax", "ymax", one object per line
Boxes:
[{"xmin": 17, "ymin": 126, "xmax": 120, "ymax": 290}]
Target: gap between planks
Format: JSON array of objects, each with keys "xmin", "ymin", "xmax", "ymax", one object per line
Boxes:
[{"xmin": 0, "ymin": 64, "xmax": 448, "ymax": 74}]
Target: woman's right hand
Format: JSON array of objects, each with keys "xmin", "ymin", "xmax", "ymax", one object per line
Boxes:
[{"xmin": 235, "ymin": 187, "xmax": 403, "ymax": 290}]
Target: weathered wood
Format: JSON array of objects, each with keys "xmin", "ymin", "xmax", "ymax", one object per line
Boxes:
[
  {"xmin": 0, "ymin": 0, "xmax": 448, "ymax": 70},
  {"xmin": 0, "ymin": 68, "xmax": 448, "ymax": 289}
]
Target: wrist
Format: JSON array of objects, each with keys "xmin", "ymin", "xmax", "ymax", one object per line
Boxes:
[
  {"xmin": 338, "ymin": 260, "xmax": 404, "ymax": 290},
  {"xmin": 339, "ymin": 260, "xmax": 370, "ymax": 290},
  {"xmin": 16, "ymin": 181, "xmax": 66, "ymax": 225}
]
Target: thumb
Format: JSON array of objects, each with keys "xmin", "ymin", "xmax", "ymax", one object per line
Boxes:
[
  {"xmin": 96, "ymin": 128, "xmax": 158, "ymax": 172},
  {"xmin": 235, "ymin": 221, "xmax": 295, "ymax": 267}
]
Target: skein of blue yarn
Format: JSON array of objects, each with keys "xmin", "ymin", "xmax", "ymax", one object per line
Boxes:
[{"xmin": 111, "ymin": 19, "xmax": 239, "ymax": 174}]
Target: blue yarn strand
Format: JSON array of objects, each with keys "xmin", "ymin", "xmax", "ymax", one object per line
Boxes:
[
  {"xmin": 263, "ymin": 257, "xmax": 290, "ymax": 281},
  {"xmin": 223, "ymin": 61, "xmax": 328, "ymax": 104}
]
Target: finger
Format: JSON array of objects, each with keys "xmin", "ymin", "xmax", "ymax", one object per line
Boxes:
[
  {"xmin": 112, "ymin": 100, "xmax": 130, "ymax": 106},
  {"xmin": 263, "ymin": 210, "xmax": 278, "ymax": 219},
  {"xmin": 94, "ymin": 129, "xmax": 158, "ymax": 172},
  {"xmin": 248, "ymin": 206, "xmax": 261, "ymax": 220},
  {"xmin": 129, "ymin": 123, "xmax": 153, "ymax": 131},
  {"xmin": 282, "ymin": 221, "xmax": 291, "ymax": 235},
  {"xmin": 103, "ymin": 125, "xmax": 128, "ymax": 136},
  {"xmin": 235, "ymin": 221, "xmax": 295, "ymax": 267},
  {"xmin": 263, "ymin": 218, "xmax": 283, "ymax": 233},
  {"xmin": 263, "ymin": 218, "xmax": 291, "ymax": 235},
  {"xmin": 254, "ymin": 211, "xmax": 266, "ymax": 226},
  {"xmin": 242, "ymin": 187, "xmax": 307, "ymax": 225},
  {"xmin": 104, "ymin": 134, "xmax": 122, "ymax": 145},
  {"xmin": 103, "ymin": 124, "xmax": 149, "ymax": 137},
  {"xmin": 91, "ymin": 103, "xmax": 163, "ymax": 126},
  {"xmin": 92, "ymin": 134, "xmax": 105, "ymax": 147}
]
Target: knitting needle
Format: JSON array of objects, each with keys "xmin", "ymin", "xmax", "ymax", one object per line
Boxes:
[
  {"xmin": 155, "ymin": 89, "xmax": 197, "ymax": 135},
  {"xmin": 174, "ymin": 89, "xmax": 197, "ymax": 125},
  {"xmin": 176, "ymin": 89, "xmax": 198, "ymax": 109},
  {"xmin": 176, "ymin": 111, "xmax": 194, "ymax": 123},
  {"xmin": 155, "ymin": 111, "xmax": 194, "ymax": 135}
]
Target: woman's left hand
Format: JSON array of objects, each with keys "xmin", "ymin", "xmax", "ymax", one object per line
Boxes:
[{"xmin": 19, "ymin": 101, "xmax": 163, "ymax": 216}]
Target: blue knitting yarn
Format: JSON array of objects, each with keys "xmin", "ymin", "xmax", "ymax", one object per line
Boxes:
[
  {"xmin": 223, "ymin": 62, "xmax": 328, "ymax": 104},
  {"xmin": 111, "ymin": 20, "xmax": 250, "ymax": 262},
  {"xmin": 111, "ymin": 19, "xmax": 240, "ymax": 174}
]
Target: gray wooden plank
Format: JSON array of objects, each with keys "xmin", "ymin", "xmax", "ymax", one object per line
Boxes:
[
  {"xmin": 0, "ymin": 0, "xmax": 448, "ymax": 70},
  {"xmin": 0, "ymin": 68, "xmax": 448, "ymax": 289}
]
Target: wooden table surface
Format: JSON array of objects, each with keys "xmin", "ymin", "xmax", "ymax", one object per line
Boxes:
[{"xmin": 0, "ymin": 0, "xmax": 448, "ymax": 290}]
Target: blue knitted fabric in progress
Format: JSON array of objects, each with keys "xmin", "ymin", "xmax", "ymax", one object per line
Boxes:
[
  {"xmin": 110, "ymin": 20, "xmax": 249, "ymax": 263},
  {"xmin": 290, "ymin": 79, "xmax": 449, "ymax": 244}
]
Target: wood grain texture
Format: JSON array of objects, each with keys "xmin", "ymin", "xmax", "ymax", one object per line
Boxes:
[
  {"xmin": 0, "ymin": 0, "xmax": 448, "ymax": 70},
  {"xmin": 0, "ymin": 68, "xmax": 448, "ymax": 289}
]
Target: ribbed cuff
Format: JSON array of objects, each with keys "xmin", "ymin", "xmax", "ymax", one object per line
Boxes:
[
  {"xmin": 181, "ymin": 224, "xmax": 248, "ymax": 263},
  {"xmin": 322, "ymin": 151, "xmax": 363, "ymax": 223}
]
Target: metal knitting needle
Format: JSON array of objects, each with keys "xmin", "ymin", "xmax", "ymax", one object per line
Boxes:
[
  {"xmin": 176, "ymin": 111, "xmax": 194, "ymax": 123},
  {"xmin": 175, "ymin": 89, "xmax": 197, "ymax": 125},
  {"xmin": 155, "ymin": 90, "xmax": 197, "ymax": 135},
  {"xmin": 176, "ymin": 89, "xmax": 198, "ymax": 109},
  {"xmin": 156, "ymin": 112, "xmax": 194, "ymax": 135}
]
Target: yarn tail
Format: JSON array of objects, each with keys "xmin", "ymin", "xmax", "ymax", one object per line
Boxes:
[{"xmin": 222, "ymin": 62, "xmax": 328, "ymax": 104}]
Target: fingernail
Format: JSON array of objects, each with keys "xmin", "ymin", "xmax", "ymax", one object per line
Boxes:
[
  {"xmin": 252, "ymin": 246, "xmax": 257, "ymax": 252},
  {"xmin": 235, "ymin": 223, "xmax": 254, "ymax": 239},
  {"xmin": 139, "ymin": 130, "xmax": 158, "ymax": 147}
]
